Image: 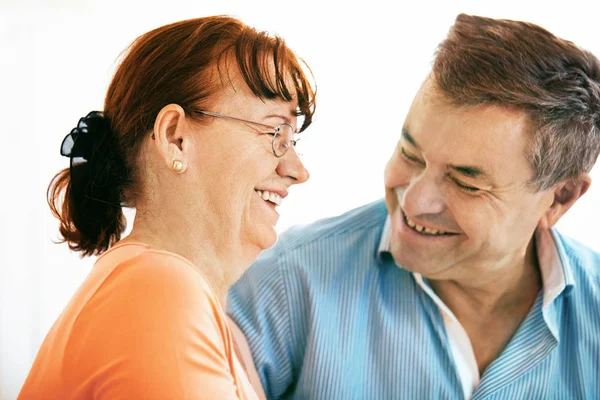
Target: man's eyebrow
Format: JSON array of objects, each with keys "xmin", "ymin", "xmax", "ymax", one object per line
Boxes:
[
  {"xmin": 402, "ymin": 127, "xmax": 493, "ymax": 182},
  {"xmin": 449, "ymin": 165, "xmax": 491, "ymax": 180},
  {"xmin": 401, "ymin": 128, "xmax": 420, "ymax": 149}
]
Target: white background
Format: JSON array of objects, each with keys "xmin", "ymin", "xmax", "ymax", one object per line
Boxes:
[{"xmin": 1, "ymin": 0, "xmax": 599, "ymax": 398}]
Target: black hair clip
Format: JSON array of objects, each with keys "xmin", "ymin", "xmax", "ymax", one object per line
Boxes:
[{"xmin": 60, "ymin": 111, "xmax": 108, "ymax": 162}]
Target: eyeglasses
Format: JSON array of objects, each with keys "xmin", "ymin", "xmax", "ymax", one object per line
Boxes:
[{"xmin": 196, "ymin": 110, "xmax": 300, "ymax": 158}]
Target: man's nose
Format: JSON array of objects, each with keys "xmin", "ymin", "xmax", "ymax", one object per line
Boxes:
[{"xmin": 401, "ymin": 171, "xmax": 447, "ymax": 217}]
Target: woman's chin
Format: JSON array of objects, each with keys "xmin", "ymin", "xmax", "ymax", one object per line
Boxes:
[
  {"xmin": 254, "ymin": 224, "xmax": 278, "ymax": 251},
  {"xmin": 247, "ymin": 198, "xmax": 280, "ymax": 251}
]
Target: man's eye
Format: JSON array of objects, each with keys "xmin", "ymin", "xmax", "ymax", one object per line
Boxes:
[
  {"xmin": 452, "ymin": 178, "xmax": 480, "ymax": 193},
  {"xmin": 400, "ymin": 147, "xmax": 424, "ymax": 164}
]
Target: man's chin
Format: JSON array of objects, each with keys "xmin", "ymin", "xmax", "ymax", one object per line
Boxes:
[
  {"xmin": 390, "ymin": 251, "xmax": 446, "ymax": 277},
  {"xmin": 393, "ymin": 259, "xmax": 428, "ymax": 274}
]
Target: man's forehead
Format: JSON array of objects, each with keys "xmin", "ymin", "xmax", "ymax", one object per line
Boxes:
[{"xmin": 407, "ymin": 96, "xmax": 530, "ymax": 138}]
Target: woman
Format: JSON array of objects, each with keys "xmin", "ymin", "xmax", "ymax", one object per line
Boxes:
[{"xmin": 19, "ymin": 16, "xmax": 314, "ymax": 400}]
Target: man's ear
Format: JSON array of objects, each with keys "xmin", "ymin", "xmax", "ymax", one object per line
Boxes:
[
  {"xmin": 538, "ymin": 174, "xmax": 591, "ymax": 229},
  {"xmin": 152, "ymin": 104, "xmax": 189, "ymax": 173}
]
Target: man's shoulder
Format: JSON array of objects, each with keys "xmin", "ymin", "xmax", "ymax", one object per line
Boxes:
[
  {"xmin": 554, "ymin": 230, "xmax": 600, "ymax": 279},
  {"xmin": 272, "ymin": 198, "xmax": 389, "ymax": 255},
  {"xmin": 552, "ymin": 231, "xmax": 600, "ymax": 312},
  {"xmin": 229, "ymin": 200, "xmax": 390, "ymax": 316},
  {"xmin": 245, "ymin": 199, "xmax": 388, "ymax": 278},
  {"xmin": 552, "ymin": 232, "xmax": 600, "ymax": 346}
]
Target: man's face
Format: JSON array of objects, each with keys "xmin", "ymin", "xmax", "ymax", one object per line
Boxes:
[{"xmin": 384, "ymin": 80, "xmax": 555, "ymax": 279}]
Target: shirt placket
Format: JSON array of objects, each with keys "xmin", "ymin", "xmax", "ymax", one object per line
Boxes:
[{"xmin": 470, "ymin": 293, "xmax": 558, "ymax": 399}]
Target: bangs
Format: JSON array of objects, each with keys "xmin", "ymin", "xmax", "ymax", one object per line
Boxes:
[{"xmin": 218, "ymin": 29, "xmax": 316, "ymax": 132}]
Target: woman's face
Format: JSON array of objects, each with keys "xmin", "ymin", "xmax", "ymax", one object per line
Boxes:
[{"xmin": 188, "ymin": 69, "xmax": 310, "ymax": 253}]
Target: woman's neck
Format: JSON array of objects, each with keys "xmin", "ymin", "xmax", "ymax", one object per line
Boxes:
[{"xmin": 121, "ymin": 205, "xmax": 259, "ymax": 307}]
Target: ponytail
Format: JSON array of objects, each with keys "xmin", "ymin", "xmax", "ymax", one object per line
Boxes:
[{"xmin": 48, "ymin": 112, "xmax": 128, "ymax": 257}]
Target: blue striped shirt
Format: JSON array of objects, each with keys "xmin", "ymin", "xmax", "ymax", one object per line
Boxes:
[{"xmin": 227, "ymin": 199, "xmax": 600, "ymax": 399}]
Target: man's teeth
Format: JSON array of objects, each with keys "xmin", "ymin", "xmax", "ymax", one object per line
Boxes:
[
  {"xmin": 255, "ymin": 190, "xmax": 282, "ymax": 206},
  {"xmin": 405, "ymin": 214, "xmax": 447, "ymax": 236}
]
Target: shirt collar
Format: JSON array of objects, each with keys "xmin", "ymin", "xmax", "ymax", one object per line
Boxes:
[
  {"xmin": 377, "ymin": 216, "xmax": 393, "ymax": 259},
  {"xmin": 536, "ymin": 228, "xmax": 575, "ymax": 307},
  {"xmin": 377, "ymin": 216, "xmax": 575, "ymax": 309}
]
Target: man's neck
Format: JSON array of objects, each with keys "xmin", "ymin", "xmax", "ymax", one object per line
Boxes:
[
  {"xmin": 428, "ymin": 238, "xmax": 542, "ymax": 375},
  {"xmin": 429, "ymin": 238, "xmax": 541, "ymax": 319}
]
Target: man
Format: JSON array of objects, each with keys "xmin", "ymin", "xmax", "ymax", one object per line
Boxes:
[{"xmin": 227, "ymin": 14, "xmax": 600, "ymax": 399}]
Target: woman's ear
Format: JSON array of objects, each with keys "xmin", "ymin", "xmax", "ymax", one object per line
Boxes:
[
  {"xmin": 152, "ymin": 104, "xmax": 189, "ymax": 173},
  {"xmin": 538, "ymin": 174, "xmax": 591, "ymax": 229}
]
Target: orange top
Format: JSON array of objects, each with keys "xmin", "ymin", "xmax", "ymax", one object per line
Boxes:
[{"xmin": 18, "ymin": 243, "xmax": 258, "ymax": 400}]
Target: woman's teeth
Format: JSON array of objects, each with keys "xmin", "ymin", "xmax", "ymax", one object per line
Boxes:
[
  {"xmin": 255, "ymin": 190, "xmax": 282, "ymax": 206},
  {"xmin": 404, "ymin": 213, "xmax": 448, "ymax": 236}
]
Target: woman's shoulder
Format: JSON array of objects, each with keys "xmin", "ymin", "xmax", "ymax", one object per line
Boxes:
[
  {"xmin": 58, "ymin": 243, "xmax": 247, "ymax": 399},
  {"xmin": 95, "ymin": 242, "xmax": 220, "ymax": 316},
  {"xmin": 101, "ymin": 242, "xmax": 205, "ymax": 279}
]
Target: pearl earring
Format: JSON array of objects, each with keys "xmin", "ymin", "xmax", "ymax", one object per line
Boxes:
[{"xmin": 172, "ymin": 160, "xmax": 183, "ymax": 173}]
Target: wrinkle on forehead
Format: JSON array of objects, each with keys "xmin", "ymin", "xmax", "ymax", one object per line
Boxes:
[
  {"xmin": 424, "ymin": 75, "xmax": 534, "ymax": 123},
  {"xmin": 408, "ymin": 80, "xmax": 536, "ymax": 187}
]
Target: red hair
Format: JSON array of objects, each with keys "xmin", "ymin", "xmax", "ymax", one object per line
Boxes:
[{"xmin": 48, "ymin": 16, "xmax": 316, "ymax": 257}]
